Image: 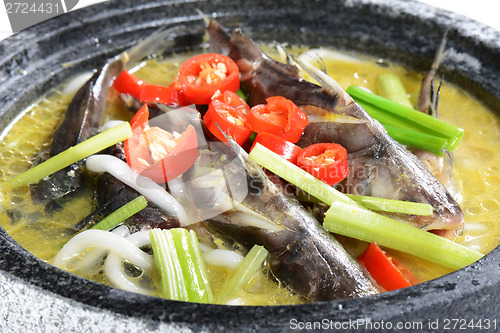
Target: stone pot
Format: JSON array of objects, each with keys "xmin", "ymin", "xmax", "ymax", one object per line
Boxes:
[{"xmin": 0, "ymin": 0, "xmax": 498, "ymax": 331}]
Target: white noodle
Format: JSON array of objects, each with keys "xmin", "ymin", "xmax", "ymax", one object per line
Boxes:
[
  {"xmin": 203, "ymin": 249, "xmax": 244, "ymax": 271},
  {"xmin": 104, "ymin": 230, "xmax": 156, "ymax": 296},
  {"xmin": 75, "ymin": 225, "xmax": 131, "ymax": 273},
  {"xmin": 85, "ymin": 154, "xmax": 190, "ymax": 225},
  {"xmin": 52, "ymin": 229, "xmax": 153, "ymax": 272}
]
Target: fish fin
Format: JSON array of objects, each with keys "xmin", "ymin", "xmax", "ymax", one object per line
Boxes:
[
  {"xmin": 291, "ymin": 54, "xmax": 353, "ymax": 106},
  {"xmin": 276, "ymin": 44, "xmax": 303, "ymax": 71},
  {"xmin": 301, "ymin": 105, "xmax": 366, "ymax": 123}
]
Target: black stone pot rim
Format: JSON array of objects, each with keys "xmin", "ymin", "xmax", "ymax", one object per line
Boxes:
[{"xmin": 0, "ymin": 0, "xmax": 499, "ymax": 330}]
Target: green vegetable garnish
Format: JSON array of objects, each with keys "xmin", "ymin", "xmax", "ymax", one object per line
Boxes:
[
  {"xmin": 91, "ymin": 196, "xmax": 148, "ymax": 231},
  {"xmin": 217, "ymin": 244, "xmax": 269, "ymax": 304},
  {"xmin": 4, "ymin": 122, "xmax": 132, "ymax": 188},
  {"xmin": 324, "ymin": 201, "xmax": 483, "ymax": 270},
  {"xmin": 376, "ymin": 73, "xmax": 413, "ymax": 108},
  {"xmin": 249, "ymin": 143, "xmax": 432, "ymax": 215},
  {"xmin": 150, "ymin": 228, "xmax": 213, "ymax": 303},
  {"xmin": 346, "ymin": 85, "xmax": 463, "ymax": 152}
]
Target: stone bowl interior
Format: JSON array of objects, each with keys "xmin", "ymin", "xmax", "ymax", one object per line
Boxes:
[{"xmin": 0, "ymin": 0, "xmax": 499, "ymax": 330}]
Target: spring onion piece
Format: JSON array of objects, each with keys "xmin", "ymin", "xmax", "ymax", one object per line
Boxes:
[
  {"xmin": 150, "ymin": 228, "xmax": 213, "ymax": 303},
  {"xmin": 376, "ymin": 73, "xmax": 413, "ymax": 108},
  {"xmin": 217, "ymin": 245, "xmax": 269, "ymax": 304},
  {"xmin": 324, "ymin": 201, "xmax": 484, "ymax": 270},
  {"xmin": 4, "ymin": 122, "xmax": 132, "ymax": 188},
  {"xmin": 91, "ymin": 196, "xmax": 148, "ymax": 231},
  {"xmin": 346, "ymin": 85, "xmax": 463, "ymax": 151}
]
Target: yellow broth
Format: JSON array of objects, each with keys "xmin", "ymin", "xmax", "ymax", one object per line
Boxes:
[{"xmin": 0, "ymin": 49, "xmax": 499, "ymax": 304}]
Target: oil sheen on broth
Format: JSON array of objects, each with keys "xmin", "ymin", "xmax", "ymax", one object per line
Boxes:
[{"xmin": 0, "ymin": 50, "xmax": 499, "ymax": 305}]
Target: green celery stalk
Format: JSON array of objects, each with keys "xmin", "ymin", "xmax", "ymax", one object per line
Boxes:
[
  {"xmin": 150, "ymin": 228, "xmax": 213, "ymax": 303},
  {"xmin": 217, "ymin": 245, "xmax": 269, "ymax": 304},
  {"xmin": 150, "ymin": 228, "xmax": 187, "ymax": 301},
  {"xmin": 346, "ymin": 85, "xmax": 464, "ymax": 151},
  {"xmin": 91, "ymin": 196, "xmax": 148, "ymax": 231},
  {"xmin": 345, "ymin": 194, "xmax": 433, "ymax": 216},
  {"xmin": 4, "ymin": 122, "xmax": 132, "ymax": 188},
  {"xmin": 294, "ymin": 188, "xmax": 433, "ymax": 216},
  {"xmin": 170, "ymin": 228, "xmax": 214, "ymax": 304},
  {"xmin": 358, "ymin": 101, "xmax": 448, "ymax": 155},
  {"xmin": 324, "ymin": 201, "xmax": 483, "ymax": 270},
  {"xmin": 376, "ymin": 73, "xmax": 413, "ymax": 108}
]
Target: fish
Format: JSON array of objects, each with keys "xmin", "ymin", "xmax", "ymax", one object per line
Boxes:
[
  {"xmin": 207, "ymin": 20, "xmax": 464, "ymax": 239},
  {"xmin": 30, "ymin": 25, "xmax": 189, "ymax": 205},
  {"xmin": 182, "ymin": 141, "xmax": 382, "ymax": 301}
]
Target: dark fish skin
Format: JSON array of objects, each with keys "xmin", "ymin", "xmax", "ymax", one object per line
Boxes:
[
  {"xmin": 52, "ymin": 62, "xmax": 123, "ymax": 155},
  {"xmin": 207, "ymin": 21, "xmax": 464, "ymax": 238},
  {"xmin": 192, "ymin": 147, "xmax": 382, "ymax": 301},
  {"xmin": 31, "ymin": 62, "xmax": 122, "ymax": 204}
]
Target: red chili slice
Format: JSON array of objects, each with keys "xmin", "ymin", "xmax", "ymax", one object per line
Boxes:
[
  {"xmin": 112, "ymin": 70, "xmax": 143, "ymax": 100},
  {"xmin": 247, "ymin": 96, "xmax": 309, "ymax": 143},
  {"xmin": 178, "ymin": 53, "xmax": 240, "ymax": 105},
  {"xmin": 203, "ymin": 90, "xmax": 252, "ymax": 144},
  {"xmin": 124, "ymin": 104, "xmax": 199, "ymax": 183},
  {"xmin": 296, "ymin": 143, "xmax": 348, "ymax": 185},
  {"xmin": 250, "ymin": 132, "xmax": 303, "ymax": 164},
  {"xmin": 358, "ymin": 242, "xmax": 418, "ymax": 291},
  {"xmin": 139, "ymin": 83, "xmax": 187, "ymax": 106},
  {"xmin": 113, "ymin": 70, "xmax": 187, "ymax": 107}
]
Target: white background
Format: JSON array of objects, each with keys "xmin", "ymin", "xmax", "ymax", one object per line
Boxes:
[{"xmin": 0, "ymin": 0, "xmax": 499, "ymax": 41}]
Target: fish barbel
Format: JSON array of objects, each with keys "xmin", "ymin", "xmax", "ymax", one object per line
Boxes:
[
  {"xmin": 413, "ymin": 30, "xmax": 461, "ymax": 204},
  {"xmin": 207, "ymin": 20, "xmax": 463, "ymax": 238}
]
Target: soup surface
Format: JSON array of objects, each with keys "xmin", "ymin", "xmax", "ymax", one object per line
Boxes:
[{"xmin": 0, "ymin": 47, "xmax": 499, "ymax": 305}]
